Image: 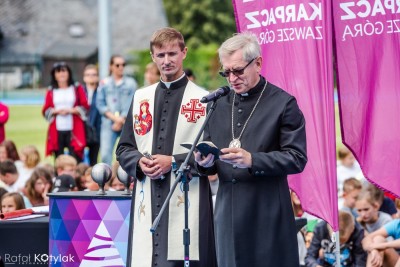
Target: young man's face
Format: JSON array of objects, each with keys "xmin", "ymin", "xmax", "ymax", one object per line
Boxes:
[
  {"xmin": 110, "ymin": 57, "xmax": 126, "ymax": 79},
  {"xmin": 151, "ymin": 41, "xmax": 187, "ymax": 82}
]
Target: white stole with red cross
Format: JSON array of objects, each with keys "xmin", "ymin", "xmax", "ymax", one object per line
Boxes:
[{"xmin": 131, "ymin": 81, "xmax": 208, "ymax": 266}]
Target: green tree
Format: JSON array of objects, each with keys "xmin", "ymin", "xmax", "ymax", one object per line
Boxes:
[
  {"xmin": 131, "ymin": 1, "xmax": 237, "ymax": 90},
  {"xmin": 163, "ymin": 0, "xmax": 237, "ymax": 48}
]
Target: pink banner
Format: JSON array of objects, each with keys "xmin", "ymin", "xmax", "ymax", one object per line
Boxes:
[
  {"xmin": 333, "ymin": 1, "xmax": 400, "ymax": 197},
  {"xmin": 232, "ymin": 0, "xmax": 339, "ymax": 229}
]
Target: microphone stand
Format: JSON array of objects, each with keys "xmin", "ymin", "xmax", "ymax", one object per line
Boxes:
[{"xmin": 150, "ymin": 99, "xmax": 219, "ymax": 267}]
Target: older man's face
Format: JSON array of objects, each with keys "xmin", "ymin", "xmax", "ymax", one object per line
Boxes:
[{"xmin": 220, "ymin": 49, "xmax": 261, "ymax": 94}]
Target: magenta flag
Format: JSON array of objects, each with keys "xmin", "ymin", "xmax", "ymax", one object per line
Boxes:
[
  {"xmin": 333, "ymin": 2, "xmax": 400, "ymax": 197},
  {"xmin": 232, "ymin": 0, "xmax": 339, "ymax": 229}
]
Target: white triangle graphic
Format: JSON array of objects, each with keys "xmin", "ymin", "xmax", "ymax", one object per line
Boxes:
[{"xmin": 80, "ymin": 221, "xmax": 125, "ymax": 267}]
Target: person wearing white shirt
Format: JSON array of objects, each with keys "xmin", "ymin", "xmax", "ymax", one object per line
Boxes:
[{"xmin": 0, "ymin": 160, "xmax": 25, "ymax": 193}]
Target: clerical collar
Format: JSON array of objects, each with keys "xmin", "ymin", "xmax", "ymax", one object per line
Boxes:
[
  {"xmin": 160, "ymin": 72, "xmax": 186, "ymax": 89},
  {"xmin": 239, "ymin": 76, "xmax": 267, "ymax": 97}
]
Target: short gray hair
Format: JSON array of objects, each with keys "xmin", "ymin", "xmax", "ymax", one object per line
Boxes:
[{"xmin": 218, "ymin": 32, "xmax": 261, "ymax": 63}]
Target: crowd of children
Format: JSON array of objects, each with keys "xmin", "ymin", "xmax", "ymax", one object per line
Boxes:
[
  {"xmin": 1, "ymin": 137, "xmax": 400, "ymax": 266},
  {"xmin": 295, "ymin": 147, "xmax": 400, "ymax": 267},
  {"xmin": 0, "ymin": 139, "xmax": 129, "ymax": 215}
]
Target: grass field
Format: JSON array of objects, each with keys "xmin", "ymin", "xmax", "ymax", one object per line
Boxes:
[
  {"xmin": 5, "ymin": 105, "xmax": 52, "ymax": 163},
  {"xmin": 5, "ymin": 103, "xmax": 344, "ymax": 166}
]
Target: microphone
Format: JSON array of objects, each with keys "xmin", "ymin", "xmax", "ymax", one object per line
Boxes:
[
  {"xmin": 200, "ymin": 86, "xmax": 231, "ymax": 103},
  {"xmin": 91, "ymin": 163, "xmax": 112, "ymax": 195}
]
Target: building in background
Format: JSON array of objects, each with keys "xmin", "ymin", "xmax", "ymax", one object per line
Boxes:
[{"xmin": 0, "ymin": 0, "xmax": 167, "ymax": 89}]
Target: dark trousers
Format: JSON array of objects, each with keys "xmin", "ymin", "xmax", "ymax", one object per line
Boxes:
[
  {"xmin": 55, "ymin": 130, "xmax": 82, "ymax": 162},
  {"xmin": 87, "ymin": 142, "xmax": 100, "ymax": 166}
]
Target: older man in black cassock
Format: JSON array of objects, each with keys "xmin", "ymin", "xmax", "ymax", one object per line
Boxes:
[{"xmin": 195, "ymin": 32, "xmax": 307, "ymax": 267}]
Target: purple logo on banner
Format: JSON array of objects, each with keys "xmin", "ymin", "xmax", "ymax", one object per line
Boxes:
[{"xmin": 49, "ymin": 198, "xmax": 131, "ymax": 266}]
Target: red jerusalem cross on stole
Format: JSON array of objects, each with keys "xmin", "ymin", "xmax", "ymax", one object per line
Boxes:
[{"xmin": 180, "ymin": 99, "xmax": 205, "ymax": 123}]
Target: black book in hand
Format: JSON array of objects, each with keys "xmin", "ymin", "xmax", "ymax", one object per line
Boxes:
[{"xmin": 181, "ymin": 141, "xmax": 221, "ymax": 160}]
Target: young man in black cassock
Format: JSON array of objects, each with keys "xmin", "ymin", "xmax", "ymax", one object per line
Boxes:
[
  {"xmin": 116, "ymin": 27, "xmax": 216, "ymax": 267},
  {"xmin": 195, "ymin": 32, "xmax": 308, "ymax": 267}
]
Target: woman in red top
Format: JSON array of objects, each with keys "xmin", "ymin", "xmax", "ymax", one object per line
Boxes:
[
  {"xmin": 0, "ymin": 102, "xmax": 9, "ymax": 143},
  {"xmin": 42, "ymin": 62, "xmax": 89, "ymax": 162}
]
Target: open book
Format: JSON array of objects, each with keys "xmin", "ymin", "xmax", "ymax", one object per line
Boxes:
[{"xmin": 181, "ymin": 141, "xmax": 221, "ymax": 160}]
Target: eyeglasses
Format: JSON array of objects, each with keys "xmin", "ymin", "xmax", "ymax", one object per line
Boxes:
[
  {"xmin": 114, "ymin": 63, "xmax": 126, "ymax": 68},
  {"xmin": 219, "ymin": 58, "xmax": 257, "ymax": 78}
]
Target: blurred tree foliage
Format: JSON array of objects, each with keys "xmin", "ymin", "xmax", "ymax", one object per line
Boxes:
[
  {"xmin": 162, "ymin": 0, "xmax": 237, "ymax": 48},
  {"xmin": 131, "ymin": 0, "xmax": 237, "ymax": 90}
]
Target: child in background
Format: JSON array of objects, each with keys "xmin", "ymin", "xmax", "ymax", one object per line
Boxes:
[
  {"xmin": 24, "ymin": 167, "xmax": 52, "ymax": 206},
  {"xmin": 17, "ymin": 145, "xmax": 41, "ymax": 186},
  {"xmin": 355, "ymin": 189, "xmax": 392, "ymax": 233},
  {"xmin": 52, "ymin": 174, "xmax": 76, "ymax": 192},
  {"xmin": 39, "ymin": 162, "xmax": 56, "ymax": 181},
  {"xmin": 74, "ymin": 162, "xmax": 90, "ymax": 191},
  {"xmin": 290, "ymin": 190, "xmax": 307, "ymax": 267},
  {"xmin": 1, "ymin": 192, "xmax": 25, "ymax": 213},
  {"xmin": 362, "ymin": 219, "xmax": 400, "ymax": 267},
  {"xmin": 290, "ymin": 190, "xmax": 321, "ymax": 250},
  {"xmin": 108, "ymin": 161, "xmax": 126, "ymax": 191},
  {"xmin": 0, "ymin": 140, "xmax": 20, "ymax": 163},
  {"xmin": 395, "ymin": 199, "xmax": 400, "ymax": 219},
  {"xmin": 51, "ymin": 155, "xmax": 78, "ymax": 193},
  {"xmin": 341, "ymin": 178, "xmax": 362, "ymax": 218},
  {"xmin": 54, "ymin": 154, "xmax": 77, "ymax": 177},
  {"xmin": 367, "ymin": 183, "xmax": 398, "ymax": 218},
  {"xmin": 337, "ymin": 147, "xmax": 363, "ymax": 197},
  {"xmin": 108, "ymin": 176, "xmax": 125, "ymax": 191},
  {"xmin": 305, "ymin": 210, "xmax": 367, "ymax": 267},
  {"xmin": 83, "ymin": 167, "xmax": 100, "ymax": 191}
]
